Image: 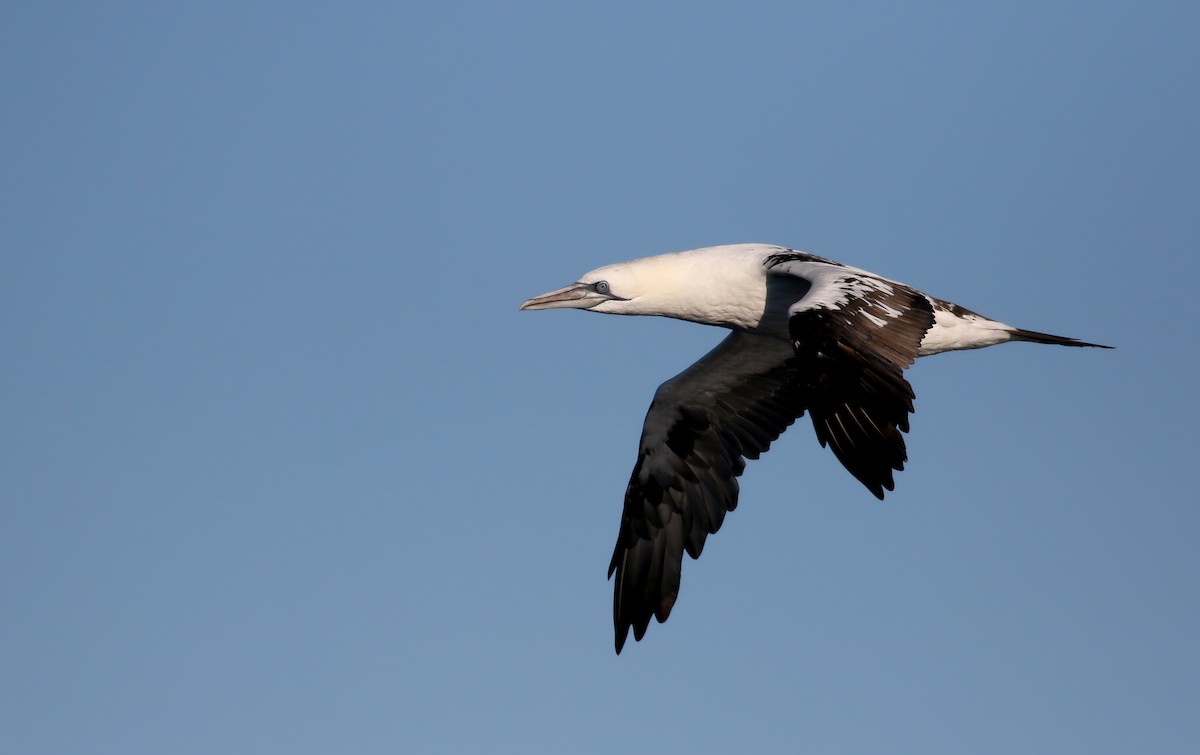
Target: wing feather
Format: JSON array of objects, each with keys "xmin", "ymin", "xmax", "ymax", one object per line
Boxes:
[
  {"xmin": 766, "ymin": 253, "xmax": 935, "ymax": 498},
  {"xmin": 609, "ymin": 253, "xmax": 936, "ymax": 652},
  {"xmin": 609, "ymin": 332, "xmax": 804, "ymax": 652}
]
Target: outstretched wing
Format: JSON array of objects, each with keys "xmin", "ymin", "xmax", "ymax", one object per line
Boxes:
[
  {"xmin": 610, "ymin": 253, "xmax": 937, "ymax": 653},
  {"xmin": 609, "ymin": 332, "xmax": 804, "ymax": 653},
  {"xmin": 766, "ymin": 252, "xmax": 936, "ymax": 498}
]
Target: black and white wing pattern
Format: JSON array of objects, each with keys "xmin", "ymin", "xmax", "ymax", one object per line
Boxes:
[
  {"xmin": 610, "ymin": 253, "xmax": 937, "ymax": 652},
  {"xmin": 765, "ymin": 251, "xmax": 936, "ymax": 498},
  {"xmin": 609, "ymin": 332, "xmax": 804, "ymax": 652}
]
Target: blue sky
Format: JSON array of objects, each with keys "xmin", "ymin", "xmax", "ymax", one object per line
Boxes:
[{"xmin": 3, "ymin": 2, "xmax": 1197, "ymax": 753}]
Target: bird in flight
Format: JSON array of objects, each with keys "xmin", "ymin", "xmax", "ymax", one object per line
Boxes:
[{"xmin": 520, "ymin": 244, "xmax": 1111, "ymax": 653}]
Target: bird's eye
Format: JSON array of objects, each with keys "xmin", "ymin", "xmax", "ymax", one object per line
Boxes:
[{"xmin": 593, "ymin": 280, "xmax": 611, "ymax": 295}]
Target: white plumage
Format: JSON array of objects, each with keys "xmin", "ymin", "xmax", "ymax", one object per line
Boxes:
[{"xmin": 521, "ymin": 243, "xmax": 1110, "ymax": 652}]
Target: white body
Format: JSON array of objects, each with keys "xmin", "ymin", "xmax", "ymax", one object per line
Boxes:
[{"xmin": 577, "ymin": 243, "xmax": 1018, "ymax": 356}]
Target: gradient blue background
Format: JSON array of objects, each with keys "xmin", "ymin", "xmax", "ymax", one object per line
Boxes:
[{"xmin": 3, "ymin": 3, "xmax": 1196, "ymax": 753}]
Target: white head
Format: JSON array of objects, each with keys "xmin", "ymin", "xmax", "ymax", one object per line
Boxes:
[
  {"xmin": 517, "ymin": 258, "xmax": 667, "ymax": 316},
  {"xmin": 519, "ymin": 244, "xmax": 778, "ymax": 328}
]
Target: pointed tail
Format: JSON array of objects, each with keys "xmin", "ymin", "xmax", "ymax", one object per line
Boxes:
[{"xmin": 1009, "ymin": 328, "xmax": 1113, "ymax": 349}]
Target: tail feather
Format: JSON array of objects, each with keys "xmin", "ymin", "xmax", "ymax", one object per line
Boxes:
[{"xmin": 1009, "ymin": 328, "xmax": 1113, "ymax": 349}]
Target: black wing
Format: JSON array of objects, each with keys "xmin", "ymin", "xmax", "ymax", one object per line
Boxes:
[
  {"xmin": 609, "ymin": 332, "xmax": 804, "ymax": 653},
  {"xmin": 610, "ymin": 257, "xmax": 936, "ymax": 652},
  {"xmin": 767, "ymin": 254, "xmax": 936, "ymax": 498}
]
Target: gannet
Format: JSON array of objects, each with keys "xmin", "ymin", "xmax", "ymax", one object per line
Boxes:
[{"xmin": 519, "ymin": 243, "xmax": 1111, "ymax": 653}]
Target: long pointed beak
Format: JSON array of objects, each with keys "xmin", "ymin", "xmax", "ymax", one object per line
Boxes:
[{"xmin": 519, "ymin": 282, "xmax": 604, "ymax": 311}]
